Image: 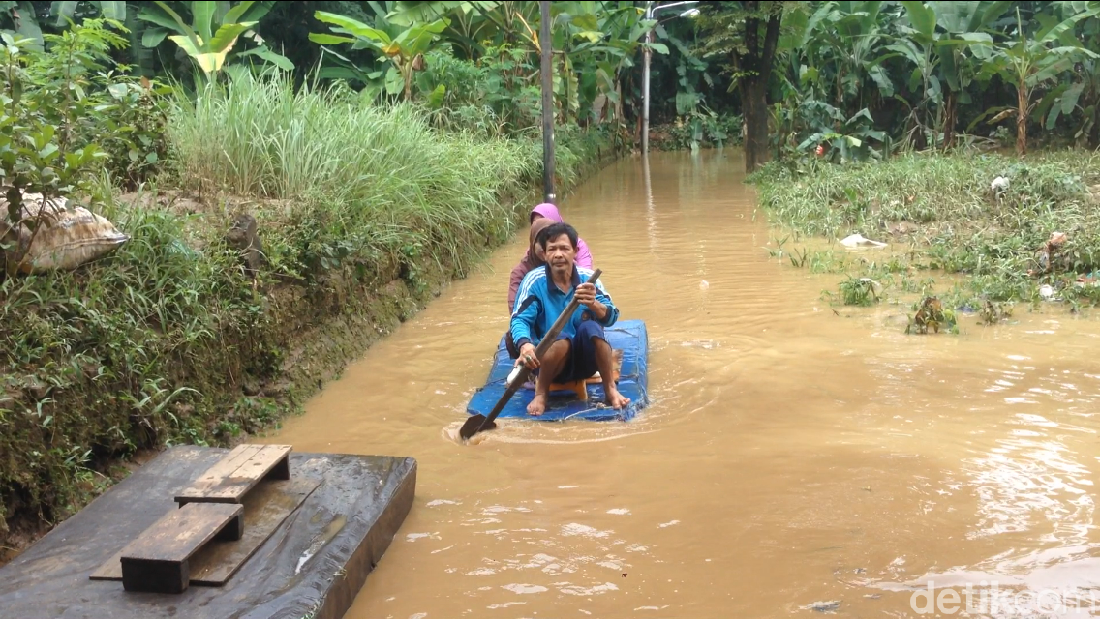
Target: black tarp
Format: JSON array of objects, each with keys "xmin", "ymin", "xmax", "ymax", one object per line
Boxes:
[{"xmin": 0, "ymin": 445, "xmax": 416, "ymax": 619}]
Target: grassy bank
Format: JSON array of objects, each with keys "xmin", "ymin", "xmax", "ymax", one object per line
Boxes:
[
  {"xmin": 0, "ymin": 73, "xmax": 625, "ymax": 560},
  {"xmin": 747, "ymin": 151, "xmax": 1100, "ymax": 323}
]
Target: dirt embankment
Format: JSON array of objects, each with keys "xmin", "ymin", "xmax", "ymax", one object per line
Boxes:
[{"xmin": 0, "ymin": 143, "xmax": 626, "ymax": 568}]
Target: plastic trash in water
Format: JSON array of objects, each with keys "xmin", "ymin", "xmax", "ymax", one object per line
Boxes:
[
  {"xmin": 839, "ymin": 233, "xmax": 887, "ymax": 250},
  {"xmin": 801, "ymin": 600, "xmax": 841, "ymax": 613}
]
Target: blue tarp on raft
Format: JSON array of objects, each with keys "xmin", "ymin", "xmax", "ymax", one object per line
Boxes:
[{"xmin": 466, "ymin": 319, "xmax": 649, "ymax": 423}]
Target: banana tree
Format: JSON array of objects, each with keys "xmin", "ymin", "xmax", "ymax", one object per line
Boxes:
[
  {"xmin": 589, "ymin": 1, "xmax": 663, "ymax": 123},
  {"xmin": 388, "ymin": 0, "xmax": 509, "ymax": 59},
  {"xmin": 1035, "ymin": 1, "xmax": 1100, "ymax": 148},
  {"xmin": 653, "ymin": 19, "xmax": 712, "ymax": 120},
  {"xmin": 542, "ymin": 1, "xmax": 662, "ymax": 125},
  {"xmin": 310, "ymin": 11, "xmax": 449, "ymax": 101},
  {"xmin": 1, "ymin": 1, "xmax": 44, "ymax": 49},
  {"xmin": 797, "ymin": 106, "xmax": 888, "ymax": 162},
  {"xmin": 47, "ymin": 1, "xmax": 159, "ymax": 74},
  {"xmin": 138, "ymin": 1, "xmax": 291, "ymax": 81},
  {"xmin": 798, "ymin": 1, "xmax": 895, "ymax": 119},
  {"xmin": 891, "ymin": 1, "xmax": 1011, "ymax": 149},
  {"xmin": 926, "ymin": 1, "xmax": 1011, "ymax": 147},
  {"xmin": 0, "ymin": 1, "xmax": 127, "ymax": 46},
  {"xmin": 48, "ymin": 1, "xmax": 126, "ymax": 26},
  {"xmin": 978, "ymin": 5, "xmax": 1099, "ymax": 154}
]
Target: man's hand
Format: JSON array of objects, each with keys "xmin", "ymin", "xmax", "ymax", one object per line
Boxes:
[
  {"xmin": 517, "ymin": 343, "xmax": 539, "ymax": 369},
  {"xmin": 575, "ymin": 282, "xmax": 597, "ymax": 308},
  {"xmin": 575, "ymin": 282, "xmax": 606, "ymax": 319}
]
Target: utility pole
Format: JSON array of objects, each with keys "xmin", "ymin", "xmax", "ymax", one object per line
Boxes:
[
  {"xmin": 539, "ymin": 1, "xmax": 555, "ymax": 204},
  {"xmin": 642, "ymin": 1, "xmax": 653, "ymax": 155},
  {"xmin": 642, "ymin": 1, "xmax": 699, "ymax": 154}
]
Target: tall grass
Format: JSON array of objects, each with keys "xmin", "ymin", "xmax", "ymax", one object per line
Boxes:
[
  {"xmin": 1, "ymin": 70, "xmax": 622, "ymax": 551},
  {"xmin": 168, "ymin": 72, "xmax": 540, "ymax": 277},
  {"xmin": 0, "ymin": 180, "xmax": 250, "ymax": 538},
  {"xmin": 749, "ymin": 151, "xmax": 1100, "ymax": 239}
]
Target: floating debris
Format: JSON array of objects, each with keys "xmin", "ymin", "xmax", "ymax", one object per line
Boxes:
[
  {"xmin": 839, "ymin": 233, "xmax": 887, "ymax": 250},
  {"xmin": 802, "ymin": 600, "xmax": 841, "ymax": 613}
]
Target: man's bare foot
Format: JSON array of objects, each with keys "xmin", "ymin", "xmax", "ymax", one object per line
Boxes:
[
  {"xmin": 606, "ymin": 387, "xmax": 631, "ymax": 410},
  {"xmin": 527, "ymin": 393, "xmax": 548, "ymax": 416}
]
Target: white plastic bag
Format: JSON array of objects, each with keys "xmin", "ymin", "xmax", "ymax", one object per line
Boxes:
[{"xmin": 839, "ymin": 233, "xmax": 887, "ymax": 250}]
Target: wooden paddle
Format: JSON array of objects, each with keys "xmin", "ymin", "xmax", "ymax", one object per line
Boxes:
[{"xmin": 459, "ymin": 269, "xmax": 603, "ymax": 441}]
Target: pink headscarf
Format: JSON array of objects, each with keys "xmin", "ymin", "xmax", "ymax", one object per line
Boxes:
[{"xmin": 529, "ymin": 203, "xmax": 594, "ymax": 269}]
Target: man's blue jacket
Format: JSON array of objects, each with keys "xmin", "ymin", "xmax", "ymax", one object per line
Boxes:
[{"xmin": 510, "ymin": 264, "xmax": 618, "ymax": 350}]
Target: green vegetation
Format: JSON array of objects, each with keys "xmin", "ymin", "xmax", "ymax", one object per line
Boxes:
[
  {"xmin": 1, "ymin": 64, "xmax": 594, "ymax": 555},
  {"xmin": 643, "ymin": 2, "xmax": 1100, "ymax": 170},
  {"xmin": 673, "ymin": 1, "xmax": 1100, "ymax": 329},
  {"xmin": 749, "ymin": 150, "xmax": 1100, "ymax": 321},
  {"xmin": 0, "ymin": 4, "xmax": 630, "ymax": 557},
  {"xmin": 169, "ymin": 74, "xmax": 538, "ymax": 280}
]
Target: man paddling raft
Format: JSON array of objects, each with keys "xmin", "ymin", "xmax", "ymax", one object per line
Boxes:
[{"xmin": 509, "ymin": 222, "xmax": 631, "ymax": 416}]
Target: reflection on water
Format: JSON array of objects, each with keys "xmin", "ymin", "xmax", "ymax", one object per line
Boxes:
[
  {"xmin": 966, "ymin": 418, "xmax": 1095, "ymax": 542},
  {"xmin": 257, "ymin": 149, "xmax": 1100, "ymax": 618}
]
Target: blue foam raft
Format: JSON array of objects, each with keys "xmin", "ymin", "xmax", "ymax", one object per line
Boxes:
[{"xmin": 465, "ymin": 319, "xmax": 649, "ymax": 423}]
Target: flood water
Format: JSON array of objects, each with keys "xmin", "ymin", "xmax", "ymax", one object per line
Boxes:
[{"xmin": 260, "ymin": 149, "xmax": 1100, "ymax": 618}]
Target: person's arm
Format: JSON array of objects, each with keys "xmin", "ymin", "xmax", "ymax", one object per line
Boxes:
[
  {"xmin": 576, "ymin": 238, "xmax": 594, "ymax": 269},
  {"xmin": 591, "ymin": 284, "xmax": 618, "ymax": 327},
  {"xmin": 510, "ymin": 294, "xmax": 540, "ymax": 350},
  {"xmin": 577, "ymin": 279, "xmax": 619, "ymax": 327},
  {"xmin": 507, "ymin": 266, "xmax": 524, "ymax": 312}
]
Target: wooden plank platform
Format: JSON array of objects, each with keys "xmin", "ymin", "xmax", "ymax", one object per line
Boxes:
[
  {"xmin": 175, "ymin": 444, "xmax": 292, "ymax": 506},
  {"xmin": 117, "ymin": 502, "xmax": 244, "ymax": 594},
  {"xmin": 89, "ymin": 475, "xmax": 320, "ymax": 586},
  {"xmin": 0, "ymin": 445, "xmax": 417, "ymax": 619}
]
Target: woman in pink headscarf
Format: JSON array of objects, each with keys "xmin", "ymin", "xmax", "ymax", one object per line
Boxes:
[
  {"xmin": 505, "ymin": 203, "xmax": 595, "ymax": 314},
  {"xmin": 507, "ymin": 217, "xmax": 553, "ymax": 313},
  {"xmin": 503, "ymin": 204, "xmax": 596, "ymax": 361},
  {"xmin": 529, "ymin": 203, "xmax": 593, "ymax": 268}
]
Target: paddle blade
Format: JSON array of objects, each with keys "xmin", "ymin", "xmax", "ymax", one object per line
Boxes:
[{"xmin": 459, "ymin": 414, "xmax": 497, "ymax": 440}]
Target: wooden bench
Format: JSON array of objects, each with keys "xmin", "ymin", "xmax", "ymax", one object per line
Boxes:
[
  {"xmin": 119, "ymin": 502, "xmax": 244, "ymax": 594},
  {"xmin": 549, "ymin": 348, "xmax": 623, "ymax": 399},
  {"xmin": 175, "ymin": 444, "xmax": 292, "ymax": 506}
]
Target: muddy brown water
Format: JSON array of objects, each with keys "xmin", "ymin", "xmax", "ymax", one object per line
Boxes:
[{"xmin": 259, "ymin": 150, "xmax": 1100, "ymax": 618}]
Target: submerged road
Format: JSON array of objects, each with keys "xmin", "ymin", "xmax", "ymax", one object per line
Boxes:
[{"xmin": 261, "ymin": 149, "xmax": 1100, "ymax": 618}]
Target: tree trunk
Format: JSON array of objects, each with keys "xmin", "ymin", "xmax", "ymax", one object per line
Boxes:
[
  {"xmin": 731, "ymin": 6, "xmax": 782, "ymax": 174},
  {"xmin": 1, "ymin": 227, "xmax": 15, "ymax": 279},
  {"xmin": 3, "ymin": 186, "xmax": 23, "ymax": 279},
  {"xmin": 614, "ymin": 79, "xmax": 624, "ymax": 123},
  {"xmin": 1016, "ymin": 81, "xmax": 1027, "ymax": 156},
  {"xmin": 743, "ymin": 78, "xmax": 771, "ymax": 172},
  {"xmin": 943, "ymin": 88, "xmax": 957, "ymax": 150},
  {"xmin": 1089, "ymin": 106, "xmax": 1100, "ymax": 150}
]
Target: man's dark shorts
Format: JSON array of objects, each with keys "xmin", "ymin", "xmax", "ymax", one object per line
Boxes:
[{"xmin": 506, "ymin": 320, "xmax": 607, "ymax": 383}]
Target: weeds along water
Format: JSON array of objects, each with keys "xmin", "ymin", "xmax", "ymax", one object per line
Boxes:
[
  {"xmin": 748, "ymin": 150, "xmax": 1100, "ymax": 325},
  {"xmin": 167, "ymin": 74, "xmax": 540, "ymax": 278},
  {"xmin": 0, "ymin": 71, "xmax": 621, "ymax": 549}
]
